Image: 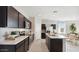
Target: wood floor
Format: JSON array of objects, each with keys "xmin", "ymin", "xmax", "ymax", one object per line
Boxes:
[{"xmin": 28, "ymin": 39, "xmax": 49, "ymax": 52}]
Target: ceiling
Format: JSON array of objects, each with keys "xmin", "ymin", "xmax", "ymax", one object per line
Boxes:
[{"xmin": 14, "ymin": 6, "xmax": 79, "ymax": 21}]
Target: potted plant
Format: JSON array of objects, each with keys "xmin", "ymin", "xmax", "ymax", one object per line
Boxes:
[{"xmin": 70, "ymin": 23, "xmax": 77, "ymax": 34}]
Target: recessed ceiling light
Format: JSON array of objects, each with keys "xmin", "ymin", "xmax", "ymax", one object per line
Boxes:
[{"xmin": 53, "ymin": 10, "xmax": 58, "ymax": 13}]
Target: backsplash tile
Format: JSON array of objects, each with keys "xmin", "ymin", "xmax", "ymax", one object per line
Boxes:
[{"xmin": 0, "ymin": 28, "xmax": 30, "ymax": 38}]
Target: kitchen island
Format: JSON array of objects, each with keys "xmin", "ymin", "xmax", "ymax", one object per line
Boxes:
[{"xmin": 46, "ymin": 33, "xmax": 67, "ymax": 52}]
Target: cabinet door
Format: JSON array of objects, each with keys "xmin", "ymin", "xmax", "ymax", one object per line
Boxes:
[
  {"xmin": 18, "ymin": 13, "xmax": 25, "ymax": 28},
  {"xmin": 16, "ymin": 44, "xmax": 25, "ymax": 52},
  {"xmin": 16, "ymin": 40, "xmax": 25, "ymax": 52},
  {"xmin": 25, "ymin": 37, "xmax": 29, "ymax": 51},
  {"xmin": 50, "ymin": 39, "xmax": 63, "ymax": 52},
  {"xmin": 0, "ymin": 6, "xmax": 7, "ymax": 27},
  {"xmin": 8, "ymin": 6, "xmax": 18, "ymax": 28}
]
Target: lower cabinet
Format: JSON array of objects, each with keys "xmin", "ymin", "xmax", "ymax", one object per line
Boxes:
[
  {"xmin": 16, "ymin": 40, "xmax": 25, "ymax": 52},
  {"xmin": 25, "ymin": 37, "xmax": 29, "ymax": 52},
  {"xmin": 29, "ymin": 34, "xmax": 34, "ymax": 45},
  {"xmin": 16, "ymin": 44, "xmax": 25, "ymax": 52},
  {"xmin": 46, "ymin": 36, "xmax": 63, "ymax": 52},
  {"xmin": 0, "ymin": 37, "xmax": 29, "ymax": 52},
  {"xmin": 0, "ymin": 45, "xmax": 15, "ymax": 52}
]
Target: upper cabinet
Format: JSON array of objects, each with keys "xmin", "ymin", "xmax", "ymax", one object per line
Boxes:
[
  {"xmin": 0, "ymin": 6, "xmax": 18, "ymax": 28},
  {"xmin": 0, "ymin": 6, "xmax": 31, "ymax": 28},
  {"xmin": 0, "ymin": 6, "xmax": 7, "ymax": 27},
  {"xmin": 18, "ymin": 13, "xmax": 25, "ymax": 28},
  {"xmin": 8, "ymin": 6, "xmax": 18, "ymax": 28}
]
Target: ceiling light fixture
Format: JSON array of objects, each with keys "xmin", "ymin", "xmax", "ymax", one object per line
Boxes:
[
  {"xmin": 53, "ymin": 10, "xmax": 58, "ymax": 13},
  {"xmin": 52, "ymin": 10, "xmax": 58, "ymax": 16}
]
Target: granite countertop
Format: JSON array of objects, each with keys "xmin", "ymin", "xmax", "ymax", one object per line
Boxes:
[
  {"xmin": 46, "ymin": 33, "xmax": 68, "ymax": 39},
  {"xmin": 0, "ymin": 36, "xmax": 28, "ymax": 45}
]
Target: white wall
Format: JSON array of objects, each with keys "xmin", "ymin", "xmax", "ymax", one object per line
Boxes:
[{"xmin": 35, "ymin": 16, "xmax": 41, "ymax": 40}]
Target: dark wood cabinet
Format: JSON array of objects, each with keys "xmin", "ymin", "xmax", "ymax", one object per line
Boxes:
[
  {"xmin": 46, "ymin": 35, "xmax": 63, "ymax": 52},
  {"xmin": 0, "ymin": 6, "xmax": 7, "ymax": 27},
  {"xmin": 0, "ymin": 37, "xmax": 29, "ymax": 52},
  {"xmin": 16, "ymin": 37, "xmax": 29, "ymax": 52},
  {"xmin": 50, "ymin": 39, "xmax": 63, "ymax": 52},
  {"xmin": 8, "ymin": 6, "xmax": 18, "ymax": 28},
  {"xmin": 18, "ymin": 13, "xmax": 25, "ymax": 28},
  {"xmin": 0, "ymin": 45, "xmax": 15, "ymax": 52},
  {"xmin": 16, "ymin": 40, "xmax": 25, "ymax": 52},
  {"xmin": 25, "ymin": 37, "xmax": 29, "ymax": 51},
  {"xmin": 0, "ymin": 6, "xmax": 31, "ymax": 28},
  {"xmin": 29, "ymin": 34, "xmax": 34, "ymax": 46},
  {"xmin": 16, "ymin": 44, "xmax": 25, "ymax": 52},
  {"xmin": 0, "ymin": 6, "xmax": 19, "ymax": 27}
]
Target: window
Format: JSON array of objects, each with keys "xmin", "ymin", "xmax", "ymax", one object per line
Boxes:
[{"xmin": 58, "ymin": 21, "xmax": 66, "ymax": 34}]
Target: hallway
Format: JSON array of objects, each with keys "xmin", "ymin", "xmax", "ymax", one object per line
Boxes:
[{"xmin": 28, "ymin": 39, "xmax": 49, "ymax": 52}]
